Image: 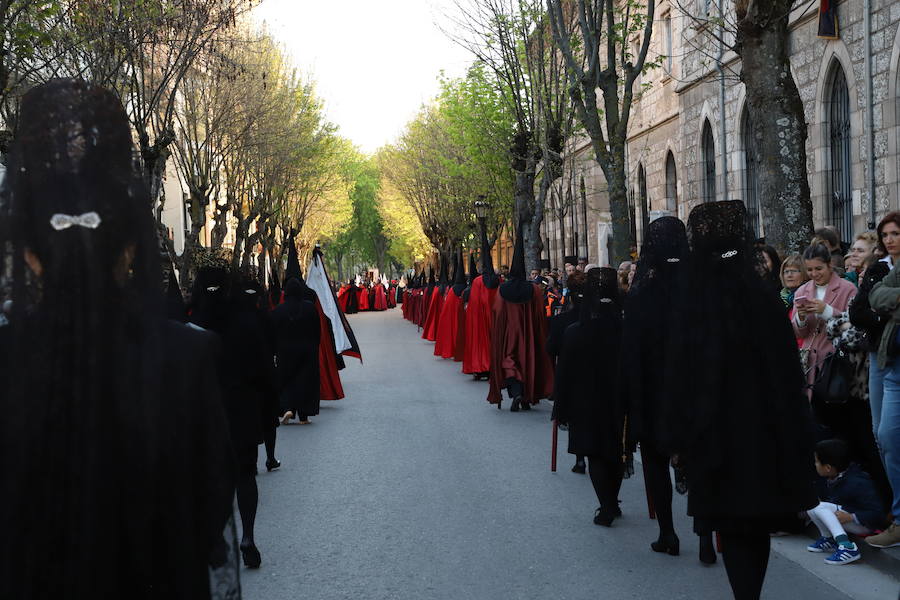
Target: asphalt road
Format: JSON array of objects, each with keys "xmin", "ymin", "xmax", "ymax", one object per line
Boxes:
[{"xmin": 242, "ymin": 308, "xmax": 896, "ymax": 600}]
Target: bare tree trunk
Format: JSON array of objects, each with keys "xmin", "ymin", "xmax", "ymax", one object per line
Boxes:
[{"xmin": 735, "ymin": 0, "xmax": 814, "ymax": 254}]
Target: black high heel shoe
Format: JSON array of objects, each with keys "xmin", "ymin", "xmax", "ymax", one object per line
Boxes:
[
  {"xmin": 266, "ymin": 458, "xmax": 281, "ymax": 472},
  {"xmin": 510, "ymin": 396, "xmax": 521, "ymax": 412},
  {"xmin": 240, "ymin": 541, "xmax": 262, "ymax": 569},
  {"xmin": 698, "ymin": 534, "xmax": 717, "ymax": 565},
  {"xmin": 650, "ymin": 533, "xmax": 680, "ymax": 556}
]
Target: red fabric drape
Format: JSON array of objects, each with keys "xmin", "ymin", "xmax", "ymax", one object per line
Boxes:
[
  {"xmin": 434, "ymin": 291, "xmax": 462, "ymax": 358},
  {"xmin": 337, "ymin": 285, "xmax": 350, "ymax": 313},
  {"xmin": 358, "ymin": 288, "xmax": 370, "ymax": 311},
  {"xmin": 373, "ymin": 284, "xmax": 388, "ymax": 311},
  {"xmin": 452, "ymin": 295, "xmax": 466, "ymax": 362},
  {"xmin": 314, "ymin": 298, "xmax": 345, "ymax": 400},
  {"xmin": 487, "ymin": 284, "xmax": 554, "ymax": 405},
  {"xmin": 462, "ymin": 276, "xmax": 496, "ymax": 374},
  {"xmin": 422, "ymin": 287, "xmax": 444, "ymax": 341}
]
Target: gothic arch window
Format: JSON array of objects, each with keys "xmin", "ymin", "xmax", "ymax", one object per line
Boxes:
[
  {"xmin": 665, "ymin": 151, "xmax": 677, "ymax": 212},
  {"xmin": 701, "ymin": 120, "xmax": 716, "ymax": 203},
  {"xmin": 826, "ymin": 61, "xmax": 853, "ymax": 243},
  {"xmin": 741, "ymin": 106, "xmax": 760, "ymax": 237}
]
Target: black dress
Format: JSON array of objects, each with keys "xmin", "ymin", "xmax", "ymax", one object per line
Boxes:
[
  {"xmin": 553, "ymin": 312, "xmax": 623, "ymax": 458},
  {"xmin": 1, "ymin": 318, "xmax": 237, "ymax": 600},
  {"xmin": 271, "ymin": 296, "xmax": 321, "ymax": 418}
]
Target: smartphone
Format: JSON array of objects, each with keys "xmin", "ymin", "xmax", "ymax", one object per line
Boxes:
[{"xmin": 794, "ymin": 296, "xmax": 809, "ymax": 307}]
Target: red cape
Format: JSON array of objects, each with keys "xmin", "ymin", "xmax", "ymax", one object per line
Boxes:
[
  {"xmin": 453, "ymin": 296, "xmax": 466, "ymax": 362},
  {"xmin": 358, "ymin": 288, "xmax": 370, "ymax": 311},
  {"xmin": 434, "ymin": 290, "xmax": 463, "ymax": 359},
  {"xmin": 417, "ymin": 287, "xmax": 431, "ymax": 328},
  {"xmin": 373, "ymin": 284, "xmax": 388, "ymax": 311},
  {"xmin": 337, "ymin": 285, "xmax": 350, "ymax": 312},
  {"xmin": 487, "ymin": 284, "xmax": 554, "ymax": 405},
  {"xmin": 422, "ymin": 286, "xmax": 444, "ymax": 341},
  {"xmin": 314, "ymin": 298, "xmax": 345, "ymax": 400},
  {"xmin": 462, "ymin": 276, "xmax": 497, "ymax": 374}
]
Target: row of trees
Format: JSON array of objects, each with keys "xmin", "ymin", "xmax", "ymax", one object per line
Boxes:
[{"xmin": 379, "ymin": 0, "xmax": 815, "ymax": 269}]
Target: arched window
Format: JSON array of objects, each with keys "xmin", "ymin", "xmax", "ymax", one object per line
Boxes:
[
  {"xmin": 827, "ymin": 62, "xmax": 852, "ymax": 243},
  {"xmin": 741, "ymin": 106, "xmax": 760, "ymax": 237},
  {"xmin": 637, "ymin": 163, "xmax": 649, "ymax": 240},
  {"xmin": 665, "ymin": 151, "xmax": 677, "ymax": 212},
  {"xmin": 701, "ymin": 120, "xmax": 716, "ymax": 203}
]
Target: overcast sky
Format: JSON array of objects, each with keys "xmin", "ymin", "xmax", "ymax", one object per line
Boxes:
[{"xmin": 252, "ymin": 0, "xmax": 474, "ymax": 154}]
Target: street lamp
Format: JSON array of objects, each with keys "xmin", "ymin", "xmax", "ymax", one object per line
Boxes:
[
  {"xmin": 474, "ymin": 196, "xmax": 490, "ymax": 271},
  {"xmin": 474, "ymin": 196, "xmax": 489, "ymax": 220}
]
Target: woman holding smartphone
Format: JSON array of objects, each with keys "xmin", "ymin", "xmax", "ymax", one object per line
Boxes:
[{"xmin": 793, "ymin": 243, "xmax": 857, "ymax": 400}]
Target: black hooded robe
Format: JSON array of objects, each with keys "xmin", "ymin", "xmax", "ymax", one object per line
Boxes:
[{"xmin": 271, "ymin": 293, "xmax": 321, "ymax": 419}]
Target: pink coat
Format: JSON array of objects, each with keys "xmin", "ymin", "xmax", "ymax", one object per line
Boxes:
[{"xmin": 792, "ymin": 276, "xmax": 857, "ymax": 396}]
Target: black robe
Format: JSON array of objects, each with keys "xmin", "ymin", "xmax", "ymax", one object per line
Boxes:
[
  {"xmin": 553, "ymin": 311, "xmax": 623, "ymax": 458},
  {"xmin": 345, "ymin": 284, "xmax": 359, "ymax": 314},
  {"xmin": 271, "ymin": 296, "xmax": 321, "ymax": 417}
]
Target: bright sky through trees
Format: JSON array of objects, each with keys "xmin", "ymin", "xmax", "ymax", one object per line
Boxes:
[{"xmin": 253, "ymin": 0, "xmax": 472, "ymax": 154}]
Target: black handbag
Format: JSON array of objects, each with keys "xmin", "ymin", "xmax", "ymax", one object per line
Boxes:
[{"xmin": 812, "ymin": 349, "xmax": 853, "ymax": 405}]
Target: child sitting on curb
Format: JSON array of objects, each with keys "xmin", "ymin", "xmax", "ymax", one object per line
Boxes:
[{"xmin": 807, "ymin": 439, "xmax": 886, "ymax": 565}]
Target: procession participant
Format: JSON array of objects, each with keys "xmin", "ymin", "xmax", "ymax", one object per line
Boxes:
[
  {"xmin": 453, "ymin": 254, "xmax": 476, "ymax": 362},
  {"xmin": 547, "ymin": 270, "xmax": 587, "ymax": 473},
  {"xmin": 190, "ymin": 262, "xmax": 274, "ymax": 569},
  {"xmin": 619, "ymin": 217, "xmax": 708, "ymax": 561},
  {"xmin": 553, "ymin": 268, "xmax": 625, "ymax": 526},
  {"xmin": 0, "ymin": 79, "xmax": 238, "ymax": 599},
  {"xmin": 344, "ymin": 279, "xmax": 360, "ymax": 314},
  {"xmin": 357, "ymin": 278, "xmax": 371, "ymax": 312},
  {"xmin": 423, "ymin": 258, "xmax": 449, "ymax": 342},
  {"xmin": 487, "ymin": 223, "xmax": 554, "ymax": 411},
  {"xmin": 662, "ymin": 201, "xmax": 816, "ymax": 600},
  {"xmin": 419, "ymin": 269, "xmax": 435, "ymax": 328},
  {"xmin": 435, "ymin": 251, "xmax": 466, "ymax": 360},
  {"xmin": 283, "ymin": 243, "xmax": 344, "ymax": 404},
  {"xmin": 463, "ymin": 223, "xmax": 502, "ymax": 380},
  {"xmin": 236, "ymin": 273, "xmax": 281, "ymax": 474},
  {"xmin": 306, "ymin": 247, "xmax": 362, "ymax": 364},
  {"xmin": 373, "ymin": 278, "xmax": 388, "ymax": 311},
  {"xmin": 271, "ymin": 277, "xmax": 322, "ymax": 426}
]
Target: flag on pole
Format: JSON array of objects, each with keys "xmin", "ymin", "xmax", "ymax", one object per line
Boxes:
[{"xmin": 817, "ymin": 0, "xmax": 839, "ymax": 39}]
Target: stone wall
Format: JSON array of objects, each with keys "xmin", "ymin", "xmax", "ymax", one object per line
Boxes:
[{"xmin": 546, "ymin": 0, "xmax": 900, "ymax": 266}]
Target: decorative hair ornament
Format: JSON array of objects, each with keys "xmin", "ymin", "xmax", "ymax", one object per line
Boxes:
[
  {"xmin": 206, "ymin": 286, "xmax": 220, "ymax": 292},
  {"xmin": 50, "ymin": 212, "xmax": 102, "ymax": 231},
  {"xmin": 721, "ymin": 250, "xmax": 738, "ymax": 259},
  {"xmin": 666, "ymin": 257, "xmax": 681, "ymax": 263},
  {"xmin": 600, "ymin": 297, "xmax": 613, "ymax": 303}
]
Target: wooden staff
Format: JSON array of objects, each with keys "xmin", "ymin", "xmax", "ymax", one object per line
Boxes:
[{"xmin": 551, "ymin": 420, "xmax": 558, "ymax": 472}]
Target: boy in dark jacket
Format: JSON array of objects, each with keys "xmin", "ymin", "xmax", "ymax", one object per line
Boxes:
[{"xmin": 806, "ymin": 439, "xmax": 886, "ymax": 565}]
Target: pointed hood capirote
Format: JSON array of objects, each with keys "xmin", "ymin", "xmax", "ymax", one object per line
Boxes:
[
  {"xmin": 480, "ymin": 219, "xmax": 500, "ymax": 289},
  {"xmin": 285, "ymin": 237, "xmax": 303, "ymax": 282},
  {"xmin": 452, "ymin": 248, "xmax": 467, "ymax": 296},
  {"xmin": 498, "ymin": 222, "xmax": 534, "ymax": 304},
  {"xmin": 438, "ymin": 254, "xmax": 450, "ymax": 293},
  {"xmin": 468, "ymin": 252, "xmax": 478, "ymax": 285}
]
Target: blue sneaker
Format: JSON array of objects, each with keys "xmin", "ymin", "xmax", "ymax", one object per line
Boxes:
[
  {"xmin": 824, "ymin": 543, "xmax": 861, "ymax": 565},
  {"xmin": 807, "ymin": 537, "xmax": 837, "ymax": 553}
]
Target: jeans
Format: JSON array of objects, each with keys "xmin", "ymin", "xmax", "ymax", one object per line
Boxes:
[{"xmin": 876, "ymin": 355, "xmax": 900, "ymax": 523}]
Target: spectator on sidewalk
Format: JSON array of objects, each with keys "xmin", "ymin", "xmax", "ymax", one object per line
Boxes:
[
  {"xmin": 806, "ymin": 439, "xmax": 885, "ymax": 565},
  {"xmin": 780, "ymin": 253, "xmax": 809, "ymax": 314}
]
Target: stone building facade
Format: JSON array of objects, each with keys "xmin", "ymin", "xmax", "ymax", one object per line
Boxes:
[{"xmin": 545, "ymin": 0, "xmax": 900, "ymax": 268}]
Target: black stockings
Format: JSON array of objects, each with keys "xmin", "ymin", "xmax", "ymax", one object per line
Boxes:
[
  {"xmin": 587, "ymin": 456, "xmax": 624, "ymax": 510},
  {"xmin": 264, "ymin": 427, "xmax": 277, "ymax": 463},
  {"xmin": 236, "ymin": 466, "xmax": 258, "ymax": 545},
  {"xmin": 720, "ymin": 532, "xmax": 770, "ymax": 600},
  {"xmin": 642, "ymin": 443, "xmax": 674, "ymax": 536}
]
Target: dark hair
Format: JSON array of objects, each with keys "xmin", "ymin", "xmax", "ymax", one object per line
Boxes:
[
  {"xmin": 802, "ymin": 243, "xmax": 832, "ymax": 265},
  {"xmin": 815, "ymin": 439, "xmax": 850, "ymax": 472},
  {"xmin": 756, "ymin": 245, "xmax": 781, "ymax": 275},
  {"xmin": 814, "ymin": 227, "xmax": 840, "ymax": 250},
  {"xmin": 876, "ymin": 211, "xmax": 900, "ymax": 255}
]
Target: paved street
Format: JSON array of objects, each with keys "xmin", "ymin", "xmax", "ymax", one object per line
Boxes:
[{"xmin": 243, "ymin": 308, "xmax": 899, "ymax": 600}]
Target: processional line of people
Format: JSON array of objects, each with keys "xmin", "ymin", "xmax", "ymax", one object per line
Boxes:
[
  {"xmin": 0, "ymin": 81, "xmax": 363, "ymax": 598},
  {"xmin": 400, "ymin": 206, "xmax": 842, "ymax": 600}
]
